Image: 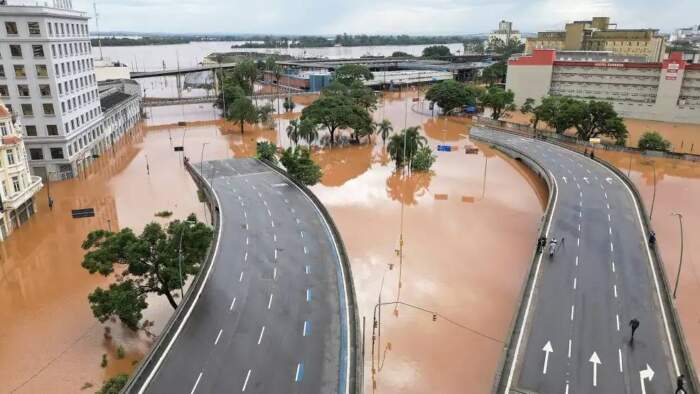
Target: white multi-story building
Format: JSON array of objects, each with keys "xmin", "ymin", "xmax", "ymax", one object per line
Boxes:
[
  {"xmin": 0, "ymin": 102, "xmax": 42, "ymax": 240},
  {"xmin": 488, "ymin": 20, "xmax": 522, "ymax": 45},
  {"xmin": 0, "ymin": 0, "xmax": 107, "ymax": 180}
]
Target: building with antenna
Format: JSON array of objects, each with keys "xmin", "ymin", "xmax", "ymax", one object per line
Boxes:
[{"xmin": 0, "ymin": 0, "xmax": 139, "ymax": 180}]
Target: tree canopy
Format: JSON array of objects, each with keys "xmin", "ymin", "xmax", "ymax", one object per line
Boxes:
[
  {"xmin": 387, "ymin": 126, "xmax": 428, "ymax": 169},
  {"xmin": 425, "ymin": 80, "xmax": 479, "ymax": 114},
  {"xmin": 422, "ymin": 45, "xmax": 452, "ymax": 58},
  {"xmin": 569, "ymin": 100, "xmax": 628, "ymax": 144},
  {"xmin": 81, "ymin": 215, "xmax": 213, "ymax": 330},
  {"xmin": 480, "ymin": 61, "xmax": 507, "ymax": 86},
  {"xmin": 481, "ymin": 86, "xmax": 516, "ymax": 120},
  {"xmin": 334, "ymin": 64, "xmax": 373, "ymax": 85},
  {"xmin": 227, "ymin": 97, "xmax": 259, "ymax": 133},
  {"xmin": 638, "ymin": 131, "xmax": 671, "ymax": 151},
  {"xmin": 280, "ymin": 146, "xmax": 323, "ymax": 185},
  {"xmin": 256, "ymin": 141, "xmax": 278, "ymax": 162}
]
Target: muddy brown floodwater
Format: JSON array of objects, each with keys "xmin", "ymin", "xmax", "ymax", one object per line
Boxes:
[{"xmin": 1, "ymin": 93, "xmax": 548, "ymax": 393}]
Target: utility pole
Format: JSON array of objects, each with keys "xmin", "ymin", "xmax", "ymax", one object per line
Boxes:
[
  {"xmin": 93, "ymin": 1, "xmax": 103, "ymax": 60},
  {"xmin": 672, "ymin": 212, "xmax": 684, "ymax": 299},
  {"xmin": 650, "ymin": 162, "xmax": 657, "ymax": 220}
]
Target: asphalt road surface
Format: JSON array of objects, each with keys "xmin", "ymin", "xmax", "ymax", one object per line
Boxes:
[
  {"xmin": 471, "ymin": 127, "xmax": 682, "ymax": 394},
  {"xmin": 140, "ymin": 158, "xmax": 349, "ymax": 394}
]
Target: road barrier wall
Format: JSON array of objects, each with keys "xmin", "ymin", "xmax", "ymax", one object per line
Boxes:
[
  {"xmin": 473, "ymin": 120, "xmax": 698, "ymax": 393},
  {"xmin": 260, "ymin": 158, "xmax": 363, "ymax": 394},
  {"xmin": 122, "ymin": 158, "xmax": 221, "ymax": 393}
]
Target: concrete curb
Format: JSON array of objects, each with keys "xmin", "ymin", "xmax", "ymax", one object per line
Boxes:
[
  {"xmin": 259, "ymin": 158, "xmax": 362, "ymax": 394},
  {"xmin": 470, "ymin": 129, "xmax": 558, "ymax": 394},
  {"xmin": 122, "ymin": 159, "xmax": 221, "ymax": 393}
]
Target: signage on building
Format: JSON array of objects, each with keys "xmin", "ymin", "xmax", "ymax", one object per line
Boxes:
[
  {"xmin": 593, "ymin": 62, "xmax": 625, "ymax": 68},
  {"xmin": 72, "ymin": 208, "xmax": 95, "ymax": 218},
  {"xmin": 174, "ymin": 146, "xmax": 184, "ymax": 152},
  {"xmin": 666, "ymin": 75, "xmax": 678, "ymax": 80}
]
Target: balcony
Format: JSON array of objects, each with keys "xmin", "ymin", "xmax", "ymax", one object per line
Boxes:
[
  {"xmin": 4, "ymin": 175, "xmax": 42, "ymax": 211},
  {"xmin": 1, "ymin": 135, "xmax": 22, "ymax": 146}
]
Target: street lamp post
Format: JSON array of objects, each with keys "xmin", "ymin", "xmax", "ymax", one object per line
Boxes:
[
  {"xmin": 650, "ymin": 162, "xmax": 657, "ymax": 220},
  {"xmin": 672, "ymin": 212, "xmax": 684, "ymax": 299},
  {"xmin": 46, "ymin": 171, "xmax": 53, "ymax": 210},
  {"xmin": 200, "ymin": 142, "xmax": 209, "ymax": 178}
]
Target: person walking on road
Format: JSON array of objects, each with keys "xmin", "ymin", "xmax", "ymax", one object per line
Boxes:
[
  {"xmin": 629, "ymin": 318, "xmax": 640, "ymax": 344},
  {"xmin": 560, "ymin": 237, "xmax": 565, "ymax": 248},
  {"xmin": 676, "ymin": 374, "xmax": 686, "ymax": 394}
]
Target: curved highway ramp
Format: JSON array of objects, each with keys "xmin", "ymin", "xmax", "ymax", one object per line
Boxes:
[
  {"xmin": 471, "ymin": 127, "xmax": 694, "ymax": 394},
  {"xmin": 137, "ymin": 158, "xmax": 351, "ymax": 394}
]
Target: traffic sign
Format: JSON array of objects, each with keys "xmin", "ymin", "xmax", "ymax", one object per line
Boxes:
[
  {"xmin": 174, "ymin": 146, "xmax": 184, "ymax": 152},
  {"xmin": 72, "ymin": 208, "xmax": 95, "ymax": 219},
  {"xmin": 437, "ymin": 144, "xmax": 452, "ymax": 152}
]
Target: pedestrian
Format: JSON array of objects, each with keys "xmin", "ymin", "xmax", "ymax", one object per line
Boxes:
[
  {"xmin": 561, "ymin": 237, "xmax": 565, "ymax": 247},
  {"xmin": 537, "ymin": 237, "xmax": 546, "ymax": 253},
  {"xmin": 649, "ymin": 231, "xmax": 656, "ymax": 245},
  {"xmin": 676, "ymin": 374, "xmax": 686, "ymax": 394},
  {"xmin": 629, "ymin": 318, "xmax": 640, "ymax": 343},
  {"xmin": 590, "ymin": 150, "xmax": 595, "ymax": 159}
]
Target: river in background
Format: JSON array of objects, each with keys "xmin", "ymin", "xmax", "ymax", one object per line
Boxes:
[{"xmin": 93, "ymin": 42, "xmax": 465, "ymax": 72}]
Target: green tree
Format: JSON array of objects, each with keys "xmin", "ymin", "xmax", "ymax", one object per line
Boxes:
[
  {"xmin": 376, "ymin": 119, "xmax": 393, "ymax": 145},
  {"xmin": 283, "ymin": 97, "xmax": 296, "ymax": 112},
  {"xmin": 391, "ymin": 51, "xmax": 413, "ymax": 57},
  {"xmin": 422, "ymin": 45, "xmax": 452, "ymax": 58},
  {"xmin": 536, "ymin": 96, "xmax": 578, "ymax": 134},
  {"xmin": 81, "ymin": 215, "xmax": 213, "ymax": 329},
  {"xmin": 463, "ymin": 38, "xmax": 485, "ymax": 54},
  {"xmin": 486, "ymin": 37, "xmax": 525, "ymax": 58},
  {"xmin": 301, "ymin": 94, "xmax": 355, "ymax": 145},
  {"xmin": 334, "ymin": 64, "xmax": 373, "ymax": 85},
  {"xmin": 480, "ymin": 61, "xmax": 507, "ymax": 86},
  {"xmin": 235, "ymin": 59, "xmax": 259, "ymax": 95},
  {"xmin": 425, "ymin": 80, "xmax": 477, "ymax": 114},
  {"xmin": 387, "ymin": 126, "xmax": 428, "ymax": 169},
  {"xmin": 638, "ymin": 131, "xmax": 671, "ymax": 151},
  {"xmin": 280, "ymin": 147, "xmax": 323, "ymax": 185},
  {"xmin": 257, "ymin": 103, "xmax": 275, "ymax": 125},
  {"xmin": 324, "ymin": 80, "xmax": 377, "ymax": 112},
  {"xmin": 411, "ymin": 146, "xmax": 436, "ymax": 171},
  {"xmin": 481, "ymin": 86, "xmax": 516, "ymax": 120},
  {"xmin": 228, "ymin": 97, "xmax": 258, "ymax": 133},
  {"xmin": 256, "ymin": 141, "xmax": 278, "ymax": 163},
  {"xmin": 215, "ymin": 74, "xmax": 246, "ymax": 110},
  {"xmin": 97, "ymin": 373, "xmax": 129, "ymax": 394},
  {"xmin": 286, "ymin": 119, "xmax": 301, "ymax": 146},
  {"xmin": 570, "ymin": 100, "xmax": 628, "ymax": 144},
  {"xmin": 520, "ymin": 97, "xmax": 543, "ymax": 133},
  {"xmin": 299, "ymin": 118, "xmax": 319, "ymax": 147}
]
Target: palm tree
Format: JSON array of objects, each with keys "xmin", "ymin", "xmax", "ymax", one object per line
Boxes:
[
  {"xmin": 375, "ymin": 119, "xmax": 393, "ymax": 145},
  {"xmin": 387, "ymin": 126, "xmax": 427, "ymax": 169},
  {"xmin": 286, "ymin": 119, "xmax": 301, "ymax": 146},
  {"xmin": 299, "ymin": 119, "xmax": 319, "ymax": 147}
]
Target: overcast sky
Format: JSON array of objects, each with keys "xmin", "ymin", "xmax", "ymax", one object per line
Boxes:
[{"xmin": 73, "ymin": 0, "xmax": 699, "ymax": 35}]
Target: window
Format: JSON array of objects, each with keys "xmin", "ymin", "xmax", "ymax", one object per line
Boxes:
[
  {"xmin": 50, "ymin": 148, "xmax": 64, "ymax": 159},
  {"xmin": 5, "ymin": 104, "xmax": 12, "ymax": 114},
  {"xmin": 0, "ymin": 85, "xmax": 7, "ymax": 97},
  {"xmin": 25, "ymin": 125, "xmax": 37, "ymax": 136},
  {"xmin": 36, "ymin": 65, "xmax": 48, "ymax": 78},
  {"xmin": 10, "ymin": 45, "xmax": 22, "ymax": 58},
  {"xmin": 47, "ymin": 125, "xmax": 58, "ymax": 136},
  {"xmin": 39, "ymin": 84, "xmax": 50, "ymax": 97},
  {"xmin": 21, "ymin": 104, "xmax": 33, "ymax": 116},
  {"xmin": 17, "ymin": 85, "xmax": 29, "ymax": 97},
  {"xmin": 29, "ymin": 148, "xmax": 43, "ymax": 160},
  {"xmin": 0, "ymin": 123, "xmax": 7, "ymax": 136},
  {"xmin": 7, "ymin": 150, "xmax": 15, "ymax": 165},
  {"xmin": 32, "ymin": 45, "xmax": 44, "ymax": 58},
  {"xmin": 27, "ymin": 22, "xmax": 40, "ymax": 36},
  {"xmin": 43, "ymin": 103, "xmax": 54, "ymax": 115},
  {"xmin": 68, "ymin": 145, "xmax": 72, "ymax": 156},
  {"xmin": 12, "ymin": 176, "xmax": 20, "ymax": 193},
  {"xmin": 48, "ymin": 23, "xmax": 52, "ymax": 36},
  {"xmin": 14, "ymin": 65, "xmax": 25, "ymax": 77},
  {"xmin": 5, "ymin": 22, "xmax": 18, "ymax": 35},
  {"xmin": 0, "ymin": 66, "xmax": 4, "ymax": 78}
]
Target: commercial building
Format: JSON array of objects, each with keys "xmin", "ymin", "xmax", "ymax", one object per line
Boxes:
[
  {"xmin": 526, "ymin": 17, "xmax": 666, "ymax": 62},
  {"xmin": 98, "ymin": 79, "xmax": 141, "ymax": 145},
  {"xmin": 489, "ymin": 20, "xmax": 522, "ymax": 45},
  {"xmin": 505, "ymin": 49, "xmax": 700, "ymax": 124},
  {"xmin": 0, "ymin": 1, "xmax": 141, "ymax": 181},
  {"xmin": 0, "ymin": 103, "xmax": 42, "ymax": 241},
  {"xmin": 671, "ymin": 25, "xmax": 700, "ymax": 44}
]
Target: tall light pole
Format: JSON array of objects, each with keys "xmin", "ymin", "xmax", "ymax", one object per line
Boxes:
[
  {"xmin": 200, "ymin": 142, "xmax": 208, "ymax": 177},
  {"xmin": 671, "ymin": 212, "xmax": 684, "ymax": 299},
  {"xmin": 649, "ymin": 162, "xmax": 657, "ymax": 220}
]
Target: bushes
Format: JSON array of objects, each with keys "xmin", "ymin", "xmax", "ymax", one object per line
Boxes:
[
  {"xmin": 280, "ymin": 147, "xmax": 323, "ymax": 186},
  {"xmin": 411, "ymin": 146, "xmax": 436, "ymax": 171},
  {"xmin": 97, "ymin": 374, "xmax": 129, "ymax": 394},
  {"xmin": 638, "ymin": 131, "xmax": 671, "ymax": 151},
  {"xmin": 256, "ymin": 141, "xmax": 278, "ymax": 163}
]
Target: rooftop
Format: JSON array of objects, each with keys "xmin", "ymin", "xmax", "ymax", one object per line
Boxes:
[{"xmin": 100, "ymin": 91, "xmax": 132, "ymax": 112}]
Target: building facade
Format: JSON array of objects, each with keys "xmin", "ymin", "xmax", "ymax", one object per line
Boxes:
[
  {"xmin": 0, "ymin": 103, "xmax": 42, "ymax": 241},
  {"xmin": 489, "ymin": 20, "xmax": 522, "ymax": 45},
  {"xmin": 506, "ymin": 49, "xmax": 700, "ymax": 124},
  {"xmin": 526, "ymin": 17, "xmax": 666, "ymax": 62},
  {"xmin": 671, "ymin": 25, "xmax": 700, "ymax": 44},
  {"xmin": 98, "ymin": 79, "xmax": 141, "ymax": 145}
]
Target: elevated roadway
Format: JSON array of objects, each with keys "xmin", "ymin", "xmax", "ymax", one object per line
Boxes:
[{"xmin": 471, "ymin": 127, "xmax": 694, "ymax": 394}]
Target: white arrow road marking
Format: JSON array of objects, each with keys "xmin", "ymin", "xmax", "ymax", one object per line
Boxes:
[
  {"xmin": 562, "ymin": 176, "xmax": 568, "ymax": 184},
  {"xmin": 606, "ymin": 177, "xmax": 613, "ymax": 184},
  {"xmin": 590, "ymin": 352, "xmax": 601, "ymax": 387},
  {"xmin": 583, "ymin": 177, "xmax": 590, "ymax": 184},
  {"xmin": 639, "ymin": 364, "xmax": 655, "ymax": 394},
  {"xmin": 542, "ymin": 341, "xmax": 553, "ymax": 374}
]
